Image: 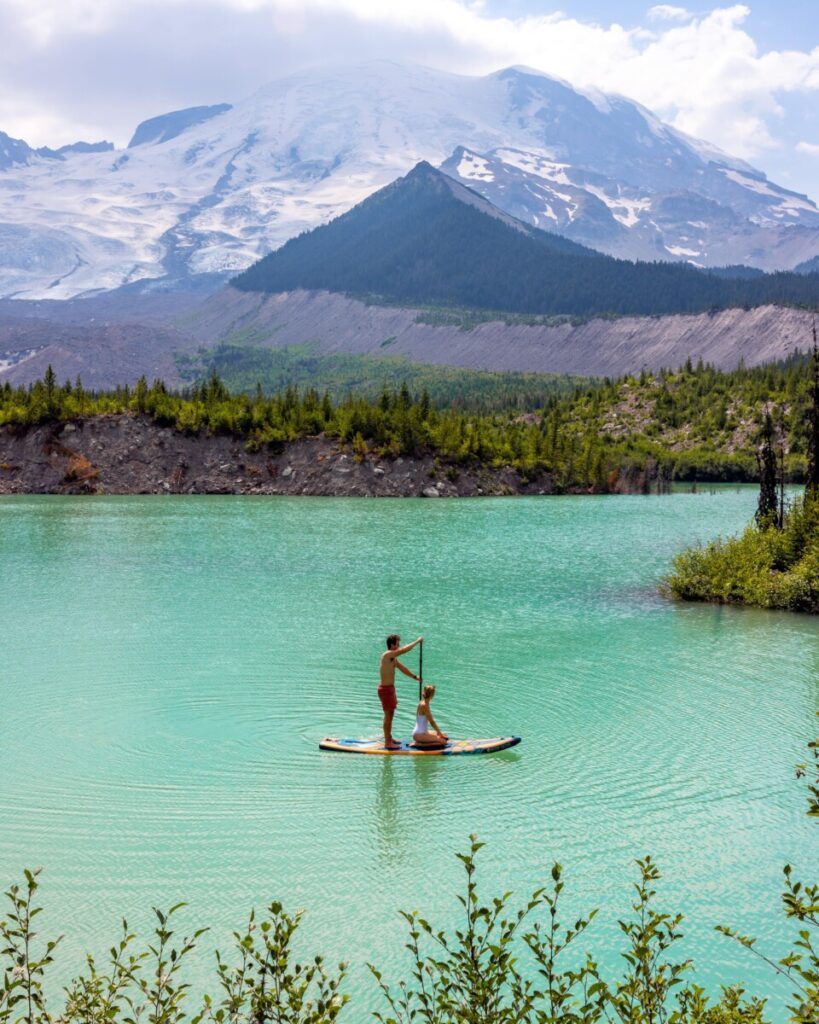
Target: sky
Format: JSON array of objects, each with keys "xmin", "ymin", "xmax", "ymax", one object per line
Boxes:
[{"xmin": 1, "ymin": 0, "xmax": 819, "ymax": 199}]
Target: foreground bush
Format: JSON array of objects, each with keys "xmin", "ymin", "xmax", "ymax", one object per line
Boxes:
[
  {"xmin": 666, "ymin": 496, "xmax": 819, "ymax": 613},
  {"xmin": 2, "ymin": 730, "xmax": 817, "ymax": 1024}
]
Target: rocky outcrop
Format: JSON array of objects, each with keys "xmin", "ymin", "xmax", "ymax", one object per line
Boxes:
[{"xmin": 0, "ymin": 415, "xmax": 558, "ymax": 497}]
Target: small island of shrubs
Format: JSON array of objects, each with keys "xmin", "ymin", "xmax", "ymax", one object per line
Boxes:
[
  {"xmin": 668, "ymin": 342, "xmax": 819, "ymax": 613},
  {"xmin": 668, "ymin": 494, "xmax": 819, "ymax": 612}
]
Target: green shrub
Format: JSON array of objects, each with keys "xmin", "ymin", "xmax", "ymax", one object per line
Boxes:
[{"xmin": 667, "ymin": 497, "xmax": 819, "ymax": 612}]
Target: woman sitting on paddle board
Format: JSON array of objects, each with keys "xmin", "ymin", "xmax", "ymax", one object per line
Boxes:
[{"xmin": 412, "ymin": 685, "xmax": 448, "ymax": 747}]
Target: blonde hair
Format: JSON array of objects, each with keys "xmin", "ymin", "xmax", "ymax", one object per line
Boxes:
[{"xmin": 422, "ymin": 684, "xmax": 436, "ymax": 700}]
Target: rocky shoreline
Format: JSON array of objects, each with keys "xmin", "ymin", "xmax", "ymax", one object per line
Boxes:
[{"xmin": 0, "ymin": 414, "xmax": 552, "ymax": 496}]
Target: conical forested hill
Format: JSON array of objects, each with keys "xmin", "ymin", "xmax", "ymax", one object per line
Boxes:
[{"xmin": 233, "ymin": 162, "xmax": 819, "ymax": 317}]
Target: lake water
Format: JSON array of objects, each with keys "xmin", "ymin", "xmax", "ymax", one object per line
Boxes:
[{"xmin": 0, "ymin": 491, "xmax": 816, "ymax": 1020}]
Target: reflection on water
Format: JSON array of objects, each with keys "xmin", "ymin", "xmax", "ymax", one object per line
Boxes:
[
  {"xmin": 372, "ymin": 755, "xmax": 449, "ymax": 866},
  {"xmin": 374, "ymin": 758, "xmax": 401, "ymax": 864},
  {"xmin": 412, "ymin": 754, "xmax": 447, "ymax": 798}
]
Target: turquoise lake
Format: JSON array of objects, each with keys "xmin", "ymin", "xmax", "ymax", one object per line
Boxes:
[{"xmin": 0, "ymin": 491, "xmax": 816, "ymax": 1019}]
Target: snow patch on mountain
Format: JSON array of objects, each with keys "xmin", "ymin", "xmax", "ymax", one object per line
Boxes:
[
  {"xmin": 442, "ymin": 141, "xmax": 819, "ymax": 267},
  {"xmin": 457, "ymin": 151, "xmax": 494, "ymax": 182}
]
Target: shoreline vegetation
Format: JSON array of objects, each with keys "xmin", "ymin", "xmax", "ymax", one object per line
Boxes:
[
  {"xmin": 1, "ymin": 352, "xmax": 816, "ymax": 496},
  {"xmin": 667, "ymin": 343, "xmax": 819, "ymax": 614},
  {"xmin": 2, "ymin": 730, "xmax": 816, "ymax": 1024},
  {"xmin": 667, "ymin": 494, "xmax": 819, "ymax": 613}
]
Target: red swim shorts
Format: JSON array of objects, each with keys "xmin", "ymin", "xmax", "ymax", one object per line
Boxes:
[{"xmin": 377, "ymin": 685, "xmax": 397, "ymax": 712}]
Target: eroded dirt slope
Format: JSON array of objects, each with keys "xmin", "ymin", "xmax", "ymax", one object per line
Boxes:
[{"xmin": 0, "ymin": 415, "xmax": 558, "ymax": 497}]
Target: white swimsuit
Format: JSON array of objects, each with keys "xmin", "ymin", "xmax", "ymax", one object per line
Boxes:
[{"xmin": 413, "ymin": 713, "xmax": 429, "ymax": 738}]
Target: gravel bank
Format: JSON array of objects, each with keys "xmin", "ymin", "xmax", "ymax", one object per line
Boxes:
[{"xmin": 0, "ymin": 415, "xmax": 561, "ymax": 497}]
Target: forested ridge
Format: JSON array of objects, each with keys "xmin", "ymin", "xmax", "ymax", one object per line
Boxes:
[
  {"xmin": 549, "ymin": 352, "xmax": 815, "ymax": 483},
  {"xmin": 1, "ymin": 354, "xmax": 815, "ymax": 489},
  {"xmin": 232, "ymin": 162, "xmax": 819, "ymax": 318},
  {"xmin": 176, "ymin": 343, "xmax": 594, "ymax": 414}
]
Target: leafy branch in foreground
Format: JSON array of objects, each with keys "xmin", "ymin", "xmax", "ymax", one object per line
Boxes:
[
  {"xmin": 63, "ymin": 902, "xmax": 205, "ymax": 1024},
  {"xmin": 606, "ymin": 855, "xmax": 692, "ymax": 1024},
  {"xmin": 1, "ymin": 892, "xmax": 340, "ymax": 1024},
  {"xmin": 62, "ymin": 918, "xmax": 145, "ymax": 1024},
  {"xmin": 369, "ymin": 835, "xmax": 545, "ymax": 1024},
  {"xmin": 523, "ymin": 862, "xmax": 601, "ymax": 1024},
  {"xmin": 198, "ymin": 902, "xmax": 347, "ymax": 1024},
  {"xmin": 0, "ymin": 868, "xmax": 61, "ymax": 1024},
  {"xmin": 369, "ymin": 840, "xmax": 764, "ymax": 1024}
]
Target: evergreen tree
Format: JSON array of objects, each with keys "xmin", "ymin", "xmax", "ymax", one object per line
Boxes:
[
  {"xmin": 807, "ymin": 321, "xmax": 819, "ymax": 500},
  {"xmin": 756, "ymin": 411, "xmax": 779, "ymax": 527},
  {"xmin": 44, "ymin": 364, "xmax": 57, "ymax": 416},
  {"xmin": 134, "ymin": 376, "xmax": 148, "ymax": 414}
]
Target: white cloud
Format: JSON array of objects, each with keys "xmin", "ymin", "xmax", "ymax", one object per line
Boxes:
[
  {"xmin": 0, "ymin": 0, "xmax": 817, "ymax": 173},
  {"xmin": 647, "ymin": 5, "xmax": 691, "ymax": 21},
  {"xmin": 797, "ymin": 141, "xmax": 819, "ymax": 157}
]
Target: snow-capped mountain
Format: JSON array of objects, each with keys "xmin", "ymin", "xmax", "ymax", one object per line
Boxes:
[
  {"xmin": 2, "ymin": 61, "xmax": 818, "ymax": 299},
  {"xmin": 440, "ymin": 141, "xmax": 819, "ymax": 266}
]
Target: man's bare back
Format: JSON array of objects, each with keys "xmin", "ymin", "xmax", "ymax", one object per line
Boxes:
[{"xmin": 380, "ymin": 649, "xmax": 396, "ymax": 686}]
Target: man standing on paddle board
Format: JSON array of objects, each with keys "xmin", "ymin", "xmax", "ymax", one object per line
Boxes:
[{"xmin": 379, "ymin": 634, "xmax": 423, "ymax": 750}]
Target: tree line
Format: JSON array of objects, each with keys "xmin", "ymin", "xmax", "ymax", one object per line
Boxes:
[
  {"xmin": 2, "ymin": 353, "xmax": 818, "ymax": 490},
  {"xmin": 178, "ymin": 343, "xmax": 594, "ymax": 415}
]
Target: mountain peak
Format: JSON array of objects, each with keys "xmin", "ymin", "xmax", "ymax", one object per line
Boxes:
[
  {"xmin": 389, "ymin": 160, "xmax": 543, "ymax": 235},
  {"xmin": 404, "ymin": 159, "xmax": 438, "ymax": 177},
  {"xmin": 231, "ymin": 157, "xmax": 594, "ymax": 305},
  {"xmin": 0, "ymin": 130, "xmax": 114, "ymax": 171},
  {"xmin": 231, "ymin": 161, "xmax": 819, "ymax": 319},
  {"xmin": 493, "ymin": 65, "xmax": 564, "ymax": 84}
]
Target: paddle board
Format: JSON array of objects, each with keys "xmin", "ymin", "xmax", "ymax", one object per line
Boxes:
[{"xmin": 318, "ymin": 736, "xmax": 521, "ymax": 756}]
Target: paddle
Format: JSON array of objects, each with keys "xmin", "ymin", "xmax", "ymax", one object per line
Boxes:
[{"xmin": 418, "ymin": 638, "xmax": 423, "ymax": 700}]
